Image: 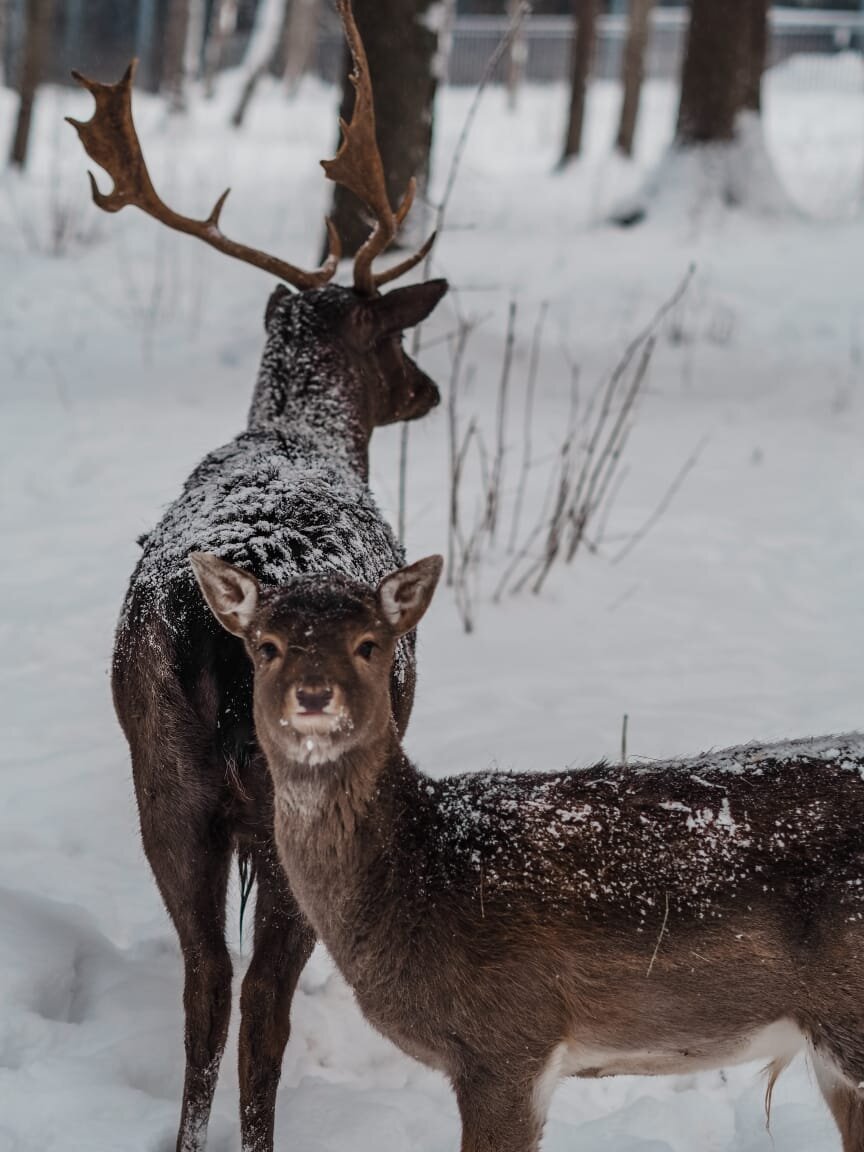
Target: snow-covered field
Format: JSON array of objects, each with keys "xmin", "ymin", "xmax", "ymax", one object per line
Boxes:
[{"xmin": 2, "ymin": 54, "xmax": 864, "ymax": 1152}]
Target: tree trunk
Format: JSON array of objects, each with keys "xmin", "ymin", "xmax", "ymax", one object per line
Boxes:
[
  {"xmin": 559, "ymin": 0, "xmax": 598, "ymax": 165},
  {"xmin": 185, "ymin": 0, "xmax": 207, "ymax": 85},
  {"xmin": 506, "ymin": 0, "xmax": 526, "ymax": 111},
  {"xmin": 9, "ymin": 0, "xmax": 52, "ymax": 169},
  {"xmin": 203, "ymin": 0, "xmax": 238, "ymax": 98},
  {"xmin": 135, "ymin": 0, "xmax": 160, "ymax": 92},
  {"xmin": 327, "ymin": 0, "xmax": 439, "ymax": 258},
  {"xmin": 743, "ymin": 0, "xmax": 769, "ymax": 113},
  {"xmin": 230, "ymin": 0, "xmax": 289, "ymax": 128},
  {"xmin": 675, "ymin": 0, "xmax": 750, "ymax": 144},
  {"xmin": 282, "ymin": 0, "xmax": 321, "ymax": 94},
  {"xmin": 0, "ymin": 0, "xmax": 9, "ymax": 87},
  {"xmin": 616, "ymin": 0, "xmax": 653, "ymax": 157},
  {"xmin": 268, "ymin": 0, "xmax": 295, "ymax": 80},
  {"xmin": 436, "ymin": 0, "xmax": 457, "ymax": 86},
  {"xmin": 163, "ymin": 0, "xmax": 192, "ymax": 113}
]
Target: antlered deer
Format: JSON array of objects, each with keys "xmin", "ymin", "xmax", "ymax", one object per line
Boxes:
[
  {"xmin": 68, "ymin": 4, "xmax": 447, "ymax": 1150},
  {"xmin": 193, "ymin": 551, "xmax": 864, "ymax": 1152}
]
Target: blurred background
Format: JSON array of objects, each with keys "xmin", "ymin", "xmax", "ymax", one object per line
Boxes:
[{"xmin": 3, "ymin": 3, "xmax": 864, "ymax": 1150}]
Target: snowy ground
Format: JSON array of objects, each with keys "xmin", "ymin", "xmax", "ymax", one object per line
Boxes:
[{"xmin": 2, "ymin": 55, "xmax": 864, "ymax": 1152}]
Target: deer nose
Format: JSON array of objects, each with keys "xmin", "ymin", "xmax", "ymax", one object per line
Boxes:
[{"xmin": 295, "ymin": 685, "xmax": 333, "ymax": 713}]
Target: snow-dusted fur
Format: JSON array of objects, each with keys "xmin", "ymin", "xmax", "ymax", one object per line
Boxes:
[
  {"xmin": 279, "ymin": 715, "xmax": 864, "ymax": 1152},
  {"xmin": 199, "ymin": 560, "xmax": 864, "ymax": 1152},
  {"xmin": 111, "ymin": 279, "xmax": 446, "ymax": 1152},
  {"xmin": 123, "ymin": 288, "xmax": 416, "ymax": 687}
]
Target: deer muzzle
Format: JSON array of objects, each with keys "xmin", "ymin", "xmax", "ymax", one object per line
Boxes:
[{"xmin": 283, "ymin": 683, "xmax": 349, "ymax": 735}]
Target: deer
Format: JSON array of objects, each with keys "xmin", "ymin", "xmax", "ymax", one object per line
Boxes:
[
  {"xmin": 67, "ymin": 4, "xmax": 447, "ymax": 1150},
  {"xmin": 191, "ymin": 550, "xmax": 864, "ymax": 1152}
]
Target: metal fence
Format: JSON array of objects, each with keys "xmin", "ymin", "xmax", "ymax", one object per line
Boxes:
[
  {"xmin": 314, "ymin": 8, "xmax": 864, "ymax": 88},
  {"xmin": 13, "ymin": 3, "xmax": 863, "ymax": 95}
]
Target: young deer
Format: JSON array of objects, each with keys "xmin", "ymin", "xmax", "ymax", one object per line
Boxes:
[
  {"xmin": 193, "ymin": 552, "xmax": 864, "ymax": 1152},
  {"xmin": 69, "ymin": 6, "xmax": 447, "ymax": 1151}
]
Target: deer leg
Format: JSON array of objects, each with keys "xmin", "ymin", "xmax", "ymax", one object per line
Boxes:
[
  {"xmin": 455, "ymin": 1068, "xmax": 546, "ymax": 1152},
  {"xmin": 136, "ymin": 763, "xmax": 233, "ymax": 1152},
  {"xmin": 812, "ymin": 1048, "xmax": 864, "ymax": 1152},
  {"xmin": 238, "ymin": 842, "xmax": 316, "ymax": 1152}
]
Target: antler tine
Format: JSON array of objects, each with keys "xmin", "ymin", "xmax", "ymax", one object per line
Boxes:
[
  {"xmin": 67, "ymin": 59, "xmax": 340, "ymax": 291},
  {"xmin": 321, "ymin": 0, "xmax": 436, "ymax": 295},
  {"xmin": 373, "ymin": 230, "xmax": 437, "ymax": 289}
]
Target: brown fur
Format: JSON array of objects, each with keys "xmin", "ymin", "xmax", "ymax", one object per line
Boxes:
[
  {"xmin": 112, "ymin": 280, "xmax": 447, "ymax": 1152},
  {"xmin": 193, "ymin": 555, "xmax": 864, "ymax": 1152}
]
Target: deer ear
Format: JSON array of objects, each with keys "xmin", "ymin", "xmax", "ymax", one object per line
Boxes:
[
  {"xmin": 377, "ymin": 555, "xmax": 443, "ymax": 635},
  {"xmin": 264, "ymin": 284, "xmax": 292, "ymax": 329},
  {"xmin": 355, "ymin": 279, "xmax": 448, "ymax": 344},
  {"xmin": 189, "ymin": 552, "xmax": 260, "ymax": 637}
]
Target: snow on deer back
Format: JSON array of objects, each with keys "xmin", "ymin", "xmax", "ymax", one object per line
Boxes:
[
  {"xmin": 425, "ymin": 731, "xmax": 864, "ymax": 923},
  {"xmin": 117, "ymin": 282, "xmax": 444, "ymax": 696}
]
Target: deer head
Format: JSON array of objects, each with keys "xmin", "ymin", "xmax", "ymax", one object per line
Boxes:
[
  {"xmin": 189, "ymin": 552, "xmax": 442, "ymax": 770},
  {"xmin": 251, "ymin": 278, "xmax": 447, "ymax": 447},
  {"xmin": 67, "ymin": 0, "xmax": 447, "ymax": 436}
]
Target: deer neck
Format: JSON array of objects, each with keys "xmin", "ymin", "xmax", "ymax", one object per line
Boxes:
[
  {"xmin": 270, "ymin": 728, "xmax": 414, "ymax": 952},
  {"xmin": 247, "ymin": 337, "xmax": 371, "ymax": 479}
]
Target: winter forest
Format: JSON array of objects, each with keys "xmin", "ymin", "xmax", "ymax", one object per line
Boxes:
[{"xmin": 3, "ymin": 0, "xmax": 864, "ymax": 1150}]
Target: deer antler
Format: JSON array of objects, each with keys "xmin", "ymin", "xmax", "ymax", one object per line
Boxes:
[
  {"xmin": 67, "ymin": 60, "xmax": 341, "ymax": 291},
  {"xmin": 321, "ymin": 0, "xmax": 436, "ymax": 296}
]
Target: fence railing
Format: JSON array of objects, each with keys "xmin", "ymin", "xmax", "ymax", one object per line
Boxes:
[
  {"xmin": 314, "ymin": 8, "xmax": 864, "ymax": 88},
  {"xmin": 12, "ymin": 4, "xmax": 863, "ymax": 95}
]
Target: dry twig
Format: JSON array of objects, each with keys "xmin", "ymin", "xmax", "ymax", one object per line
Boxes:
[{"xmin": 508, "ymin": 300, "xmax": 549, "ymax": 553}]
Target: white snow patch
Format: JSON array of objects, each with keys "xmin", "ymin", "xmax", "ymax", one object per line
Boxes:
[{"xmin": 1, "ymin": 56, "xmax": 863, "ymax": 1152}]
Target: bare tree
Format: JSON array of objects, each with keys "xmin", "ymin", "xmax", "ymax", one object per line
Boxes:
[
  {"xmin": 616, "ymin": 0, "xmax": 783, "ymax": 218},
  {"xmin": 506, "ymin": 0, "xmax": 527, "ymax": 110},
  {"xmin": 676, "ymin": 0, "xmax": 750, "ymax": 144},
  {"xmin": 283, "ymin": 0, "xmax": 321, "ymax": 94},
  {"xmin": 616, "ymin": 0, "xmax": 654, "ymax": 157},
  {"xmin": 267, "ymin": 0, "xmax": 322, "ymax": 94},
  {"xmin": 0, "ymin": 0, "xmax": 10, "ymax": 87},
  {"xmin": 203, "ymin": 0, "xmax": 238, "ymax": 98},
  {"xmin": 162, "ymin": 0, "xmax": 192, "ymax": 113},
  {"xmin": 134, "ymin": 0, "xmax": 160, "ymax": 92},
  {"xmin": 9, "ymin": 0, "xmax": 52, "ymax": 169},
  {"xmin": 231, "ymin": 0, "xmax": 289, "ymax": 128},
  {"xmin": 743, "ymin": 0, "xmax": 769, "ymax": 113},
  {"xmin": 436, "ymin": 0, "xmax": 458, "ymax": 87},
  {"xmin": 327, "ymin": 0, "xmax": 440, "ymax": 256},
  {"xmin": 268, "ymin": 0, "xmax": 296, "ymax": 81},
  {"xmin": 185, "ymin": 0, "xmax": 207, "ymax": 84},
  {"xmin": 559, "ymin": 0, "xmax": 598, "ymax": 165}
]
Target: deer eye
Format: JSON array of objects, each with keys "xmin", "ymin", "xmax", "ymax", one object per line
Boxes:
[
  {"xmin": 355, "ymin": 640, "xmax": 376, "ymax": 661},
  {"xmin": 258, "ymin": 641, "xmax": 280, "ymax": 662}
]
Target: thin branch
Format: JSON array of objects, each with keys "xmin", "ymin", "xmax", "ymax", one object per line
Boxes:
[
  {"xmin": 510, "ymin": 374, "xmax": 579, "ymax": 596},
  {"xmin": 508, "ymin": 299, "xmax": 549, "ymax": 553},
  {"xmin": 565, "ymin": 266, "xmax": 694, "ymax": 562},
  {"xmin": 397, "ymin": 6, "xmax": 530, "ymax": 543},
  {"xmin": 445, "ymin": 320, "xmax": 477, "ymax": 585},
  {"xmin": 434, "ymin": 2, "xmax": 532, "ymax": 238},
  {"xmin": 567, "ymin": 334, "xmax": 654, "ymax": 560},
  {"xmin": 530, "ymin": 379, "xmax": 580, "ymax": 595},
  {"xmin": 485, "ymin": 298, "xmax": 517, "ymax": 540},
  {"xmin": 589, "ymin": 462, "xmax": 630, "ymax": 552}
]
